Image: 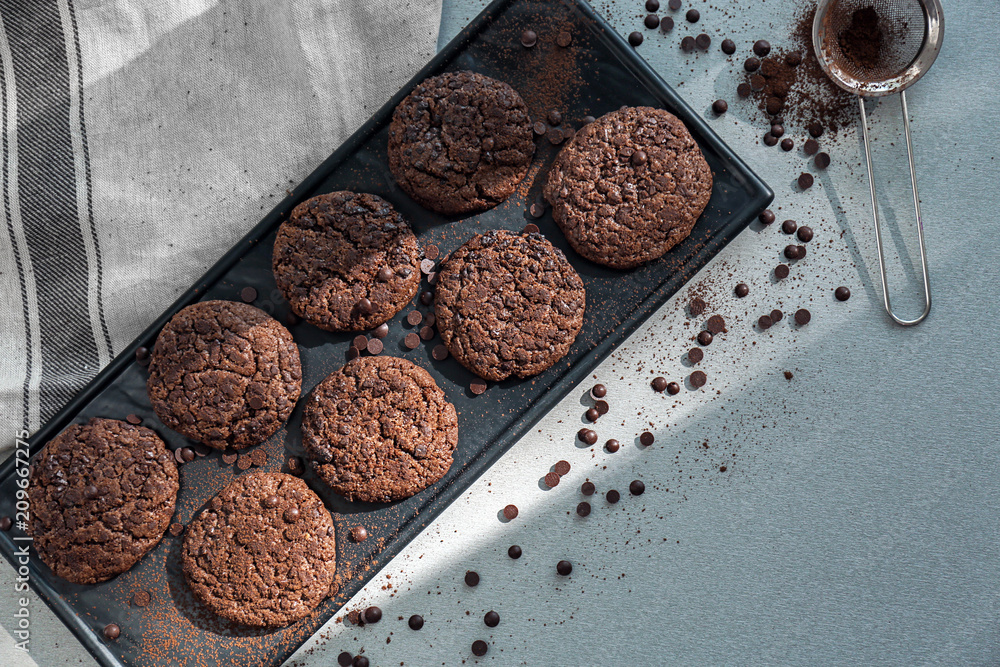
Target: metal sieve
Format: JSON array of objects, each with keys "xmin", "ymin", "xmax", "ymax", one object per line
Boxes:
[{"xmin": 813, "ymin": 0, "xmax": 944, "ymax": 325}]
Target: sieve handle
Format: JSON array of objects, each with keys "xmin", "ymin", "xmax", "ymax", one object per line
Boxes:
[{"xmin": 857, "ymin": 90, "xmax": 932, "ymax": 326}]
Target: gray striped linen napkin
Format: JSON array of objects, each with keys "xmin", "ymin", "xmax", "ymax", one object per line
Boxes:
[{"xmin": 0, "ymin": 0, "xmax": 441, "ymax": 664}]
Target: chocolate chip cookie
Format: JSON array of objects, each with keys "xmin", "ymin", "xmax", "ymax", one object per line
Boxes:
[
  {"xmin": 182, "ymin": 472, "xmax": 336, "ymax": 627},
  {"xmin": 544, "ymin": 106, "xmax": 713, "ymax": 269},
  {"xmin": 147, "ymin": 300, "xmax": 302, "ymax": 450},
  {"xmin": 272, "ymin": 192, "xmax": 421, "ymax": 331},
  {"xmin": 388, "ymin": 70, "xmax": 535, "ymax": 215},
  {"xmin": 27, "ymin": 418, "xmax": 179, "ymax": 585},
  {"xmin": 302, "ymin": 356, "xmax": 458, "ymax": 503},
  {"xmin": 434, "ymin": 230, "xmax": 586, "ymax": 381}
]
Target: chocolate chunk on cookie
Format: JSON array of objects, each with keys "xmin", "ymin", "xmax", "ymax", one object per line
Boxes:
[
  {"xmin": 388, "ymin": 70, "xmax": 535, "ymax": 215},
  {"xmin": 27, "ymin": 418, "xmax": 179, "ymax": 585},
  {"xmin": 182, "ymin": 472, "xmax": 336, "ymax": 627},
  {"xmin": 434, "ymin": 230, "xmax": 585, "ymax": 381},
  {"xmin": 302, "ymin": 356, "xmax": 458, "ymax": 503},
  {"xmin": 147, "ymin": 300, "xmax": 302, "ymax": 450},
  {"xmin": 544, "ymin": 106, "xmax": 713, "ymax": 268},
  {"xmin": 273, "ymin": 192, "xmax": 421, "ymax": 331}
]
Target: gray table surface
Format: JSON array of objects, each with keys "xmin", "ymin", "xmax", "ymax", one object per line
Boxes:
[{"xmin": 4, "ymin": 0, "xmax": 999, "ymax": 665}]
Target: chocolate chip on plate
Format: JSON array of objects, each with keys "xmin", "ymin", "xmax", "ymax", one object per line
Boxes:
[
  {"xmin": 354, "ymin": 655, "xmax": 370, "ymax": 667},
  {"xmin": 409, "ymin": 614, "xmax": 424, "ymax": 630},
  {"xmin": 644, "ymin": 14, "xmax": 660, "ymax": 29},
  {"xmin": 753, "ymin": 39, "xmax": 771, "ymax": 56},
  {"xmin": 771, "ymin": 309, "xmax": 784, "ymax": 322},
  {"xmin": 721, "ymin": 38, "xmax": 736, "ymax": 54},
  {"xmin": 363, "ymin": 606, "xmax": 382, "ymax": 624},
  {"xmin": 781, "ymin": 138, "xmax": 794, "ymax": 151},
  {"xmin": 697, "ymin": 330, "xmax": 713, "ymax": 346},
  {"xmin": 595, "ymin": 399, "xmax": 609, "ymax": 415},
  {"xmin": 424, "ymin": 244, "xmax": 440, "ymax": 260},
  {"xmin": 712, "ymin": 99, "xmax": 728, "ymax": 114},
  {"xmin": 581, "ymin": 481, "xmax": 596, "ymax": 495},
  {"xmin": 667, "ymin": 381, "xmax": 680, "ymax": 395},
  {"xmin": 758, "ymin": 315, "xmax": 773, "ymax": 330},
  {"xmin": 690, "ymin": 370, "xmax": 708, "ymax": 388},
  {"xmin": 351, "ymin": 525, "xmax": 368, "ymax": 542},
  {"xmin": 629, "ymin": 480, "xmax": 646, "ymax": 495},
  {"xmin": 706, "ymin": 314, "xmax": 726, "ymax": 334},
  {"xmin": 640, "ymin": 431, "xmax": 655, "ymax": 446},
  {"xmin": 470, "ymin": 380, "xmax": 487, "ymax": 395},
  {"xmin": 835, "ymin": 286, "xmax": 851, "ymax": 301},
  {"xmin": 420, "ymin": 290, "xmax": 433, "ymax": 306},
  {"xmin": 556, "ymin": 30, "xmax": 573, "ymax": 47},
  {"xmin": 366, "ymin": 338, "xmax": 383, "ymax": 355},
  {"xmin": 169, "ymin": 522, "xmax": 184, "ymax": 537},
  {"xmin": 668, "ymin": 0, "xmax": 681, "ymax": 9},
  {"xmin": 431, "ymin": 344, "xmax": 449, "ymax": 361},
  {"xmin": 770, "ymin": 123, "xmax": 784, "ymax": 138},
  {"xmin": 465, "ymin": 570, "xmax": 480, "ymax": 587},
  {"xmin": 660, "ymin": 15, "xmax": 675, "ymax": 31},
  {"xmin": 795, "ymin": 308, "xmax": 812, "ymax": 325},
  {"xmin": 372, "ymin": 323, "xmax": 389, "ymax": 339},
  {"xmin": 681, "ymin": 35, "xmax": 696, "ymax": 52},
  {"xmin": 240, "ymin": 286, "xmax": 257, "ymax": 303},
  {"xmin": 103, "ymin": 624, "xmax": 120, "ymax": 641},
  {"xmin": 557, "ymin": 560, "xmax": 573, "ymax": 575},
  {"xmin": 503, "ymin": 504, "xmax": 519, "ymax": 520},
  {"xmin": 338, "ymin": 652, "xmax": 353, "ymax": 667},
  {"xmin": 688, "ymin": 347, "xmax": 704, "ymax": 364},
  {"xmin": 797, "ymin": 245, "xmax": 807, "ymax": 259},
  {"xmin": 803, "ymin": 139, "xmax": 819, "ymax": 155},
  {"xmin": 696, "ymin": 33, "xmax": 711, "ymax": 49},
  {"xmin": 763, "ymin": 132, "xmax": 778, "ymax": 147},
  {"xmin": 759, "ymin": 209, "xmax": 775, "ymax": 225},
  {"xmin": 578, "ymin": 428, "xmax": 598, "ymax": 445},
  {"xmin": 132, "ymin": 590, "xmax": 150, "ymax": 607},
  {"xmin": 419, "ymin": 326, "xmax": 435, "ymax": 340},
  {"xmin": 544, "ymin": 472, "xmax": 561, "ymax": 488},
  {"xmin": 353, "ymin": 334, "xmax": 369, "ymax": 350},
  {"xmin": 798, "ymin": 173, "xmax": 815, "ymax": 190},
  {"xmin": 815, "ymin": 152, "xmax": 831, "ymax": 169},
  {"xmin": 735, "ymin": 282, "xmax": 750, "ymax": 298},
  {"xmin": 222, "ymin": 452, "xmax": 238, "ymax": 465},
  {"xmin": 532, "ymin": 120, "xmax": 546, "ymax": 136},
  {"xmin": 576, "ymin": 502, "xmax": 591, "ymax": 517},
  {"xmin": 744, "ymin": 57, "xmax": 760, "ymax": 72},
  {"xmin": 508, "ymin": 544, "xmax": 522, "ymax": 559},
  {"xmin": 646, "ymin": 0, "xmax": 660, "ymax": 10},
  {"xmin": 472, "ymin": 640, "xmax": 488, "ymax": 657},
  {"xmin": 686, "ymin": 8, "xmax": 700, "ymax": 22},
  {"xmin": 785, "ymin": 244, "xmax": 801, "ymax": 260},
  {"xmin": 606, "ymin": 489, "xmax": 621, "ymax": 504},
  {"xmin": 782, "ymin": 219, "xmax": 798, "ymax": 234},
  {"xmin": 652, "ymin": 376, "xmax": 668, "ymax": 392},
  {"xmin": 547, "ymin": 127, "xmax": 565, "ymax": 145},
  {"xmin": 797, "ymin": 226, "xmax": 814, "ymax": 243},
  {"xmin": 420, "ymin": 258, "xmax": 435, "ymax": 274},
  {"xmin": 605, "ymin": 438, "xmax": 620, "ymax": 453},
  {"xmin": 629, "ymin": 31, "xmax": 644, "ymax": 47},
  {"xmin": 520, "ymin": 29, "xmax": 538, "ymax": 48},
  {"xmin": 125, "ymin": 414, "xmax": 142, "ymax": 425},
  {"xmin": 404, "ymin": 332, "xmax": 420, "ymax": 349},
  {"xmin": 808, "ymin": 122, "xmax": 824, "ymax": 137},
  {"xmin": 766, "ymin": 98, "xmax": 784, "ymax": 115},
  {"xmin": 554, "ymin": 460, "xmax": 571, "ymax": 476},
  {"xmin": 750, "ymin": 74, "xmax": 766, "ymax": 92},
  {"xmin": 774, "ymin": 264, "xmax": 790, "ymax": 280},
  {"xmin": 689, "ymin": 296, "xmax": 707, "ymax": 317},
  {"xmin": 737, "ymin": 82, "xmax": 752, "ymax": 98},
  {"xmin": 484, "ymin": 610, "xmax": 500, "ymax": 627}
]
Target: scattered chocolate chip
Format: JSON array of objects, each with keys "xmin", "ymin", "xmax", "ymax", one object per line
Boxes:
[
  {"xmin": 785, "ymin": 244, "xmax": 801, "ymax": 260},
  {"xmin": 554, "ymin": 460, "xmax": 571, "ymax": 476},
  {"xmin": 578, "ymin": 428, "xmax": 598, "ymax": 445},
  {"xmin": 419, "ymin": 326, "xmax": 435, "ymax": 341},
  {"xmin": 753, "ymin": 39, "xmax": 771, "ymax": 56},
  {"xmin": 781, "ymin": 138, "xmax": 794, "ymax": 151},
  {"xmin": 748, "ymin": 74, "xmax": 765, "ymax": 92},
  {"xmin": 424, "ymin": 244, "xmax": 440, "ymax": 261},
  {"xmin": 763, "ymin": 132, "xmax": 778, "ymax": 147},
  {"xmin": 688, "ymin": 347, "xmax": 704, "ymax": 364},
  {"xmin": 595, "ymin": 400, "xmax": 609, "ymax": 415},
  {"xmin": 135, "ymin": 346, "xmax": 150, "ymax": 362},
  {"xmin": 697, "ymin": 330, "xmax": 713, "ymax": 346},
  {"xmin": 696, "ymin": 33, "xmax": 711, "ymax": 49},
  {"xmin": 737, "ymin": 82, "xmax": 752, "ymax": 97},
  {"xmin": 556, "ymin": 560, "xmax": 573, "ymax": 575},
  {"xmin": 782, "ymin": 219, "xmax": 798, "ymax": 234},
  {"xmin": 771, "ymin": 309, "xmax": 784, "ymax": 322},
  {"xmin": 237, "ymin": 455, "xmax": 252, "ymax": 470},
  {"xmin": 766, "ymin": 98, "xmax": 784, "ymax": 115},
  {"xmin": 786, "ymin": 50, "xmax": 803, "ymax": 66},
  {"xmin": 744, "ymin": 57, "xmax": 760, "ymax": 72},
  {"xmin": 420, "ymin": 258, "xmax": 435, "ymax": 274},
  {"xmin": 420, "ymin": 291, "xmax": 433, "ymax": 307},
  {"xmin": 605, "ymin": 439, "xmax": 620, "ymax": 453},
  {"xmin": 667, "ymin": 381, "xmax": 680, "ymax": 395},
  {"xmin": 668, "ymin": 0, "xmax": 681, "ymax": 9},
  {"xmin": 484, "ymin": 610, "xmax": 500, "ymax": 627},
  {"xmin": 629, "ymin": 480, "xmax": 646, "ymax": 495},
  {"xmin": 774, "ymin": 264, "xmax": 790, "ymax": 280},
  {"xmin": 652, "ymin": 376, "xmax": 668, "ymax": 392},
  {"xmin": 169, "ymin": 522, "xmax": 184, "ymax": 537},
  {"xmin": 472, "ymin": 640, "xmax": 488, "ymax": 657},
  {"xmin": 544, "ymin": 110, "xmax": 562, "ymax": 128},
  {"xmin": 797, "ymin": 226, "xmax": 814, "ymax": 243},
  {"xmin": 721, "ymin": 38, "xmax": 736, "ymax": 54},
  {"xmin": 352, "ymin": 335, "xmax": 368, "ymax": 350},
  {"xmin": 181, "ymin": 447, "xmax": 196, "ymax": 463},
  {"xmin": 222, "ymin": 452, "xmax": 238, "ymax": 465},
  {"xmin": 644, "ymin": 14, "xmax": 660, "ymax": 29},
  {"xmin": 797, "ymin": 245, "xmax": 807, "ymax": 258},
  {"xmin": 581, "ymin": 115, "xmax": 596, "ymax": 125},
  {"xmin": 363, "ymin": 606, "xmax": 382, "ymax": 624},
  {"xmin": 103, "ymin": 624, "xmax": 120, "ymax": 641},
  {"xmin": 431, "ymin": 344, "xmax": 449, "ymax": 361},
  {"xmin": 132, "ymin": 590, "xmax": 150, "ymax": 607},
  {"xmin": 508, "ymin": 545, "xmax": 522, "ymax": 559},
  {"xmin": 628, "ymin": 30, "xmax": 644, "ymax": 47},
  {"xmin": 465, "ymin": 570, "xmax": 480, "ymax": 587},
  {"xmin": 689, "ymin": 297, "xmax": 707, "ymax": 317},
  {"xmin": 125, "ymin": 413, "xmax": 142, "ymax": 425},
  {"xmin": 770, "ymin": 123, "xmax": 785, "ymax": 138},
  {"xmin": 640, "ymin": 431, "xmax": 654, "ymax": 446},
  {"xmin": 239, "ymin": 286, "xmax": 257, "ymax": 303},
  {"xmin": 815, "ymin": 152, "xmax": 831, "ymax": 169},
  {"xmin": 366, "ymin": 338, "xmax": 383, "ymax": 355},
  {"xmin": 798, "ymin": 172, "xmax": 814, "ymax": 190},
  {"xmin": 646, "ymin": 0, "xmax": 660, "ymax": 10},
  {"xmin": 795, "ymin": 308, "xmax": 811, "ymax": 325},
  {"xmin": 803, "ymin": 139, "xmax": 819, "ymax": 156},
  {"xmin": 712, "ymin": 99, "xmax": 728, "ymax": 114},
  {"xmin": 249, "ymin": 449, "xmax": 267, "ymax": 467},
  {"xmin": 759, "ymin": 209, "xmax": 775, "ymax": 225},
  {"xmin": 835, "ymin": 286, "xmax": 851, "ymax": 301},
  {"xmin": 686, "ymin": 8, "xmax": 699, "ymax": 22},
  {"xmin": 681, "ymin": 35, "xmax": 696, "ymax": 52},
  {"xmin": 606, "ymin": 489, "xmax": 621, "ymax": 504},
  {"xmin": 576, "ymin": 502, "xmax": 591, "ymax": 517},
  {"xmin": 735, "ymin": 283, "xmax": 749, "ymax": 298},
  {"xmin": 286, "ymin": 456, "xmax": 303, "ymax": 474},
  {"xmin": 581, "ymin": 481, "xmax": 596, "ymax": 495},
  {"xmin": 690, "ymin": 370, "xmax": 707, "ymax": 388},
  {"xmin": 532, "ymin": 120, "xmax": 546, "ymax": 136},
  {"xmin": 528, "ymin": 203, "xmax": 545, "ymax": 219},
  {"xmin": 544, "ymin": 471, "xmax": 561, "ymax": 488},
  {"xmin": 758, "ymin": 315, "xmax": 773, "ymax": 330},
  {"xmin": 350, "ymin": 525, "xmax": 368, "ymax": 543},
  {"xmin": 353, "ymin": 656, "xmax": 369, "ymax": 667},
  {"xmin": 404, "ymin": 332, "xmax": 420, "ymax": 349},
  {"xmin": 520, "ymin": 29, "xmax": 537, "ymax": 48},
  {"xmin": 546, "ymin": 127, "xmax": 565, "ymax": 145},
  {"xmin": 706, "ymin": 314, "xmax": 726, "ymax": 334},
  {"xmin": 556, "ymin": 30, "xmax": 573, "ymax": 47},
  {"xmin": 585, "ymin": 407, "xmax": 599, "ymax": 422},
  {"xmin": 808, "ymin": 122, "xmax": 824, "ymax": 137},
  {"xmin": 409, "ymin": 614, "xmax": 424, "ymax": 630},
  {"xmin": 523, "ymin": 223, "xmax": 540, "ymax": 235},
  {"xmin": 503, "ymin": 504, "xmax": 519, "ymax": 521},
  {"xmin": 470, "ymin": 380, "xmax": 487, "ymax": 395},
  {"xmin": 591, "ymin": 383, "xmax": 607, "ymax": 399},
  {"xmin": 660, "ymin": 15, "xmax": 674, "ymax": 31}
]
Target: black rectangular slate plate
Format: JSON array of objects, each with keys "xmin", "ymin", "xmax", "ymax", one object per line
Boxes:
[{"xmin": 0, "ymin": 0, "xmax": 771, "ymax": 665}]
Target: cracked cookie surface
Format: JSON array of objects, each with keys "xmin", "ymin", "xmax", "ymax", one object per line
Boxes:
[
  {"xmin": 302, "ymin": 356, "xmax": 458, "ymax": 503},
  {"xmin": 272, "ymin": 192, "xmax": 421, "ymax": 332},
  {"xmin": 388, "ymin": 70, "xmax": 535, "ymax": 215},
  {"xmin": 146, "ymin": 300, "xmax": 302, "ymax": 450},
  {"xmin": 27, "ymin": 418, "xmax": 179, "ymax": 585},
  {"xmin": 544, "ymin": 106, "xmax": 713, "ymax": 269},
  {"xmin": 434, "ymin": 230, "xmax": 586, "ymax": 381},
  {"xmin": 181, "ymin": 472, "xmax": 336, "ymax": 627}
]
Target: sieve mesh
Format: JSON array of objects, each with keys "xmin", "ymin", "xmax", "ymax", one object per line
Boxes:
[{"xmin": 818, "ymin": 0, "xmax": 927, "ymax": 83}]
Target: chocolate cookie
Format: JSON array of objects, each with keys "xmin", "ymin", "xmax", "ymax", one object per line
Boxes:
[
  {"xmin": 272, "ymin": 192, "xmax": 421, "ymax": 331},
  {"xmin": 302, "ymin": 356, "xmax": 458, "ymax": 503},
  {"xmin": 388, "ymin": 70, "xmax": 535, "ymax": 215},
  {"xmin": 147, "ymin": 300, "xmax": 302, "ymax": 450},
  {"xmin": 182, "ymin": 472, "xmax": 336, "ymax": 627},
  {"xmin": 27, "ymin": 418, "xmax": 179, "ymax": 585},
  {"xmin": 543, "ymin": 106, "xmax": 713, "ymax": 269},
  {"xmin": 434, "ymin": 230, "xmax": 586, "ymax": 381}
]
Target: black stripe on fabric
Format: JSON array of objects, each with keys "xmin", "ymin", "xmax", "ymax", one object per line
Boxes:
[
  {"xmin": 0, "ymin": 42, "xmax": 32, "ymax": 427},
  {"xmin": 0, "ymin": 0, "xmax": 100, "ymax": 422},
  {"xmin": 67, "ymin": 0, "xmax": 113, "ymax": 360}
]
